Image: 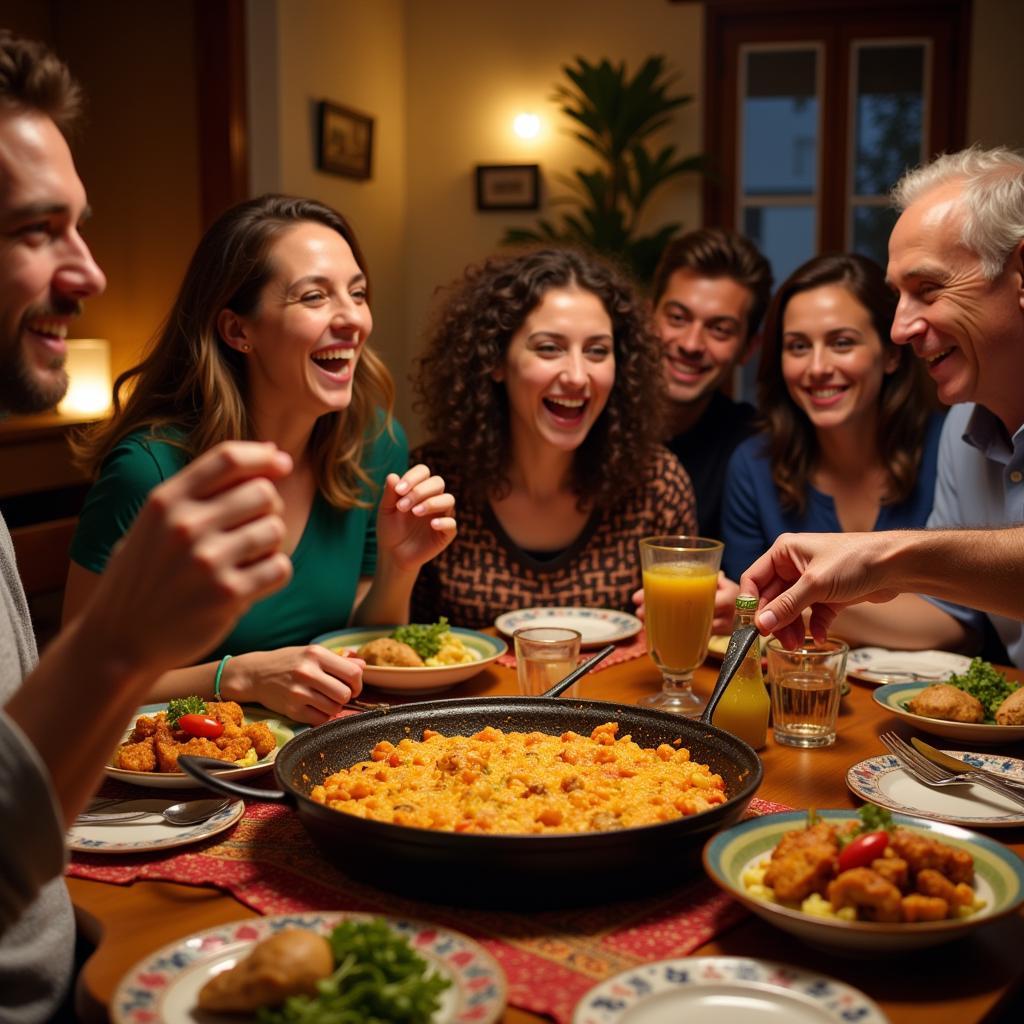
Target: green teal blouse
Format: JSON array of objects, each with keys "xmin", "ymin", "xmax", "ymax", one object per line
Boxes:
[{"xmin": 70, "ymin": 421, "xmax": 407, "ymax": 661}]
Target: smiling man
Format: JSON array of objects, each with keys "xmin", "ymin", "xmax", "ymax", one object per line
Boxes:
[
  {"xmin": 741, "ymin": 147, "xmax": 1024, "ymax": 665},
  {"xmin": 0, "ymin": 33, "xmax": 292, "ymax": 1023},
  {"xmin": 651, "ymin": 229, "xmax": 772, "ymax": 539}
]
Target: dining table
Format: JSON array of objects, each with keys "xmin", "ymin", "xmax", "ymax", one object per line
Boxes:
[{"xmin": 68, "ymin": 649, "xmax": 1024, "ymax": 1023}]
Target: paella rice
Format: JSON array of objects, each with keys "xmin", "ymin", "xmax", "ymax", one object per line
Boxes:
[{"xmin": 309, "ymin": 721, "xmax": 727, "ymax": 833}]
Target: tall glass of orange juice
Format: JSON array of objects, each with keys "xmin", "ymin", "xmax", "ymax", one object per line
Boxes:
[{"xmin": 639, "ymin": 536, "xmax": 723, "ymax": 716}]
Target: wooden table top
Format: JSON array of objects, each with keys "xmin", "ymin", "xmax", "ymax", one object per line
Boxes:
[{"xmin": 69, "ymin": 654, "xmax": 1024, "ymax": 1023}]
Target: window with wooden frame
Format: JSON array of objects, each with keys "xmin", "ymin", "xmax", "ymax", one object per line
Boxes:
[{"xmin": 702, "ymin": 0, "xmax": 970, "ymax": 283}]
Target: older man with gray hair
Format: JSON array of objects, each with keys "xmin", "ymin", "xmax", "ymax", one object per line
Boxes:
[{"xmin": 742, "ymin": 146, "xmax": 1024, "ymax": 658}]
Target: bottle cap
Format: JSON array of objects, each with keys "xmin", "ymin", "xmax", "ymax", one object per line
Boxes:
[{"xmin": 735, "ymin": 594, "xmax": 758, "ymax": 611}]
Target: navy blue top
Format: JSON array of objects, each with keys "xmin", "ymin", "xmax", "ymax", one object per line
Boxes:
[{"xmin": 721, "ymin": 412, "xmax": 945, "ymax": 581}]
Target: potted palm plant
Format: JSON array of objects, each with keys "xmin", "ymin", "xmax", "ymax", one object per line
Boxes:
[{"xmin": 504, "ymin": 55, "xmax": 703, "ymax": 283}]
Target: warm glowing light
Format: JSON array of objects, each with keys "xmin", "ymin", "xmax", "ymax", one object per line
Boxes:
[
  {"xmin": 58, "ymin": 339, "xmax": 112, "ymax": 416},
  {"xmin": 513, "ymin": 112, "xmax": 541, "ymax": 140}
]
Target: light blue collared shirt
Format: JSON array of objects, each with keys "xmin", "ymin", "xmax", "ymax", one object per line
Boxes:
[{"xmin": 925, "ymin": 402, "xmax": 1024, "ymax": 666}]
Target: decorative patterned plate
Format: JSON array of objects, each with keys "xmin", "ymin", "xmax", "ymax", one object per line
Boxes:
[
  {"xmin": 846, "ymin": 752, "xmax": 1024, "ymax": 828},
  {"xmin": 68, "ymin": 797, "xmax": 244, "ymax": 853},
  {"xmin": 573, "ymin": 956, "xmax": 889, "ymax": 1023},
  {"xmin": 848, "ymin": 647, "xmax": 972, "ymax": 686},
  {"xmin": 312, "ymin": 626, "xmax": 506, "ymax": 694},
  {"xmin": 872, "ymin": 682, "xmax": 1024, "ymax": 743},
  {"xmin": 494, "ymin": 606, "xmax": 642, "ymax": 646},
  {"xmin": 703, "ymin": 810, "xmax": 1024, "ymax": 953},
  {"xmin": 105, "ymin": 704, "xmax": 296, "ymax": 789},
  {"xmin": 111, "ymin": 912, "xmax": 506, "ymax": 1024}
]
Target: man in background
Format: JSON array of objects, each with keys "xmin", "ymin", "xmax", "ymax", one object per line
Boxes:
[
  {"xmin": 651, "ymin": 228, "xmax": 772, "ymax": 539},
  {"xmin": 745, "ymin": 146, "xmax": 1024, "ymax": 665},
  {"xmin": 0, "ymin": 32, "xmax": 291, "ymax": 1022}
]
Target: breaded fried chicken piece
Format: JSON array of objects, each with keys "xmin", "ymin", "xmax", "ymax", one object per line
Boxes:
[
  {"xmin": 901, "ymin": 893, "xmax": 949, "ymax": 922},
  {"xmin": 889, "ymin": 828, "xmax": 974, "ymax": 884},
  {"xmin": 357, "ymin": 637, "xmax": 424, "ymax": 667},
  {"xmin": 115, "ymin": 737, "xmax": 157, "ymax": 772},
  {"xmin": 870, "ymin": 855, "xmax": 908, "ymax": 889},
  {"xmin": 763, "ymin": 821, "xmax": 839, "ymax": 903},
  {"xmin": 907, "ymin": 683, "xmax": 984, "ymax": 723},
  {"xmin": 995, "ymin": 687, "xmax": 1024, "ymax": 726},
  {"xmin": 214, "ymin": 734, "xmax": 255, "ymax": 762},
  {"xmin": 244, "ymin": 722, "xmax": 277, "ymax": 758},
  {"xmin": 127, "ymin": 714, "xmax": 159, "ymax": 742},
  {"xmin": 156, "ymin": 736, "xmax": 233, "ymax": 773},
  {"xmin": 208, "ymin": 700, "xmax": 244, "ymax": 728},
  {"xmin": 827, "ymin": 867, "xmax": 902, "ymax": 922}
]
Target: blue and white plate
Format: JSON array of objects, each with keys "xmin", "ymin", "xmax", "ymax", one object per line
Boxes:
[
  {"xmin": 313, "ymin": 626, "xmax": 506, "ymax": 694},
  {"xmin": 703, "ymin": 810, "xmax": 1024, "ymax": 953},
  {"xmin": 872, "ymin": 681, "xmax": 1024, "ymax": 743},
  {"xmin": 68, "ymin": 796, "xmax": 244, "ymax": 853},
  {"xmin": 111, "ymin": 912, "xmax": 506, "ymax": 1024},
  {"xmin": 847, "ymin": 752, "xmax": 1024, "ymax": 828},
  {"xmin": 848, "ymin": 647, "xmax": 971, "ymax": 686},
  {"xmin": 494, "ymin": 606, "xmax": 641, "ymax": 646},
  {"xmin": 573, "ymin": 957, "xmax": 889, "ymax": 1023}
]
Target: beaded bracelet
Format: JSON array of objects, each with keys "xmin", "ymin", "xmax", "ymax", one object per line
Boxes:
[{"xmin": 213, "ymin": 654, "xmax": 233, "ymax": 701}]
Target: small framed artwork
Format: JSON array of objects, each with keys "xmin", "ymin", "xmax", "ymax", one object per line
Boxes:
[
  {"xmin": 317, "ymin": 100, "xmax": 374, "ymax": 180},
  {"xmin": 475, "ymin": 164, "xmax": 540, "ymax": 211}
]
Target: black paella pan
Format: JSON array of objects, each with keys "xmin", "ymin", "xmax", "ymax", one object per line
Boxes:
[{"xmin": 182, "ymin": 632, "xmax": 763, "ymax": 907}]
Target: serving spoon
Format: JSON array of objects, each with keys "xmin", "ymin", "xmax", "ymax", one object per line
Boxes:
[{"xmin": 75, "ymin": 797, "xmax": 231, "ymax": 826}]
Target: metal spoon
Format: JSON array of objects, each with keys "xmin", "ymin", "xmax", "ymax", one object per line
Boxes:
[{"xmin": 75, "ymin": 797, "xmax": 231, "ymax": 827}]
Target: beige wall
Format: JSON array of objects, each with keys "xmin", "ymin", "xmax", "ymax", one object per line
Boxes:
[
  {"xmin": 246, "ymin": 0, "xmax": 410, "ymax": 420},
  {"xmin": 968, "ymin": 0, "xmax": 1024, "ymax": 149},
  {"xmin": 402, "ymin": 0, "xmax": 704, "ymax": 441}
]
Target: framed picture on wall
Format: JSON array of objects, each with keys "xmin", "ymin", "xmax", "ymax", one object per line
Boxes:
[
  {"xmin": 475, "ymin": 164, "xmax": 540, "ymax": 211},
  {"xmin": 317, "ymin": 100, "xmax": 374, "ymax": 180}
]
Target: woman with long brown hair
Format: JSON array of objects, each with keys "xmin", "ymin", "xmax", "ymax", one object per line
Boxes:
[
  {"xmin": 410, "ymin": 246, "xmax": 696, "ymax": 629},
  {"xmin": 721, "ymin": 252, "xmax": 942, "ymax": 583},
  {"xmin": 65, "ymin": 195, "xmax": 455, "ymax": 723}
]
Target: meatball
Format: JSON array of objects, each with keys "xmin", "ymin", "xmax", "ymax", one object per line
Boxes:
[
  {"xmin": 907, "ymin": 683, "xmax": 984, "ymax": 723},
  {"xmin": 357, "ymin": 637, "xmax": 424, "ymax": 667},
  {"xmin": 996, "ymin": 686, "xmax": 1024, "ymax": 726}
]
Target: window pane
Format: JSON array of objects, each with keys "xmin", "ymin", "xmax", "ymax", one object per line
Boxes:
[
  {"xmin": 743, "ymin": 205, "xmax": 816, "ymax": 282},
  {"xmin": 742, "ymin": 50, "xmax": 818, "ymax": 195},
  {"xmin": 853, "ymin": 45, "xmax": 925, "ymax": 195},
  {"xmin": 852, "ymin": 205, "xmax": 900, "ymax": 266}
]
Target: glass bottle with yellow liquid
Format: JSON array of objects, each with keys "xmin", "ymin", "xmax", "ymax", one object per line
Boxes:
[{"xmin": 711, "ymin": 594, "xmax": 769, "ymax": 750}]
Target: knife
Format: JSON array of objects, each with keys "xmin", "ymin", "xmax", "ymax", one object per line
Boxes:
[{"xmin": 910, "ymin": 736, "xmax": 1024, "ymax": 790}]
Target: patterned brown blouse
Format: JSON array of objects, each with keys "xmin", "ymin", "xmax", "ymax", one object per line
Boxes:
[{"xmin": 410, "ymin": 443, "xmax": 697, "ymax": 629}]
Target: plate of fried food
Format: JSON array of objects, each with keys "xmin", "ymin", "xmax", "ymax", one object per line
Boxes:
[
  {"xmin": 312, "ymin": 618, "xmax": 507, "ymax": 695},
  {"xmin": 703, "ymin": 805, "xmax": 1024, "ymax": 952},
  {"xmin": 106, "ymin": 699, "xmax": 295, "ymax": 788},
  {"xmin": 111, "ymin": 912, "xmax": 505, "ymax": 1024},
  {"xmin": 872, "ymin": 658, "xmax": 1024, "ymax": 743}
]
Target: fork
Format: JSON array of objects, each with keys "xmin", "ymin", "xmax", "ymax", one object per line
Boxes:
[{"xmin": 879, "ymin": 732, "xmax": 1024, "ymax": 811}]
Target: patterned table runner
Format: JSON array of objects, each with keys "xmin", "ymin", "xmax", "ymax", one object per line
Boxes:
[{"xmin": 69, "ymin": 791, "xmax": 790, "ymax": 1021}]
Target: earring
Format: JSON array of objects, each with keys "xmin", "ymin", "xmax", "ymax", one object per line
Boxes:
[{"xmin": 241, "ymin": 343, "xmax": 251, "ymax": 352}]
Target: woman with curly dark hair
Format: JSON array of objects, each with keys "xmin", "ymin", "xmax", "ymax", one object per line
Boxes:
[
  {"xmin": 721, "ymin": 252, "xmax": 942, "ymax": 586},
  {"xmin": 410, "ymin": 247, "xmax": 696, "ymax": 629}
]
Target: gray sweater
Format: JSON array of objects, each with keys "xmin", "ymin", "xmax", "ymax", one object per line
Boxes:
[{"xmin": 0, "ymin": 516, "xmax": 73, "ymax": 1022}]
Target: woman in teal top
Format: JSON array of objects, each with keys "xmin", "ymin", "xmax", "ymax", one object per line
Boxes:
[{"xmin": 65, "ymin": 195, "xmax": 456, "ymax": 724}]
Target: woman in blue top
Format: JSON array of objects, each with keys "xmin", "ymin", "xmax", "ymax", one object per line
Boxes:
[
  {"xmin": 64, "ymin": 195, "xmax": 455, "ymax": 724},
  {"xmin": 722, "ymin": 253, "xmax": 942, "ymax": 590}
]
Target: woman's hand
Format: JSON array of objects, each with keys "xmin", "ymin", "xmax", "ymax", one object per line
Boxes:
[
  {"xmin": 376, "ymin": 464, "xmax": 457, "ymax": 574},
  {"xmin": 222, "ymin": 646, "xmax": 365, "ymax": 725}
]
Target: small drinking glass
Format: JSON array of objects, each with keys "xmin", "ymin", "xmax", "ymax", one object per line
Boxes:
[
  {"xmin": 514, "ymin": 627, "xmax": 582, "ymax": 696},
  {"xmin": 638, "ymin": 536, "xmax": 723, "ymax": 716},
  {"xmin": 767, "ymin": 637, "xmax": 849, "ymax": 748}
]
